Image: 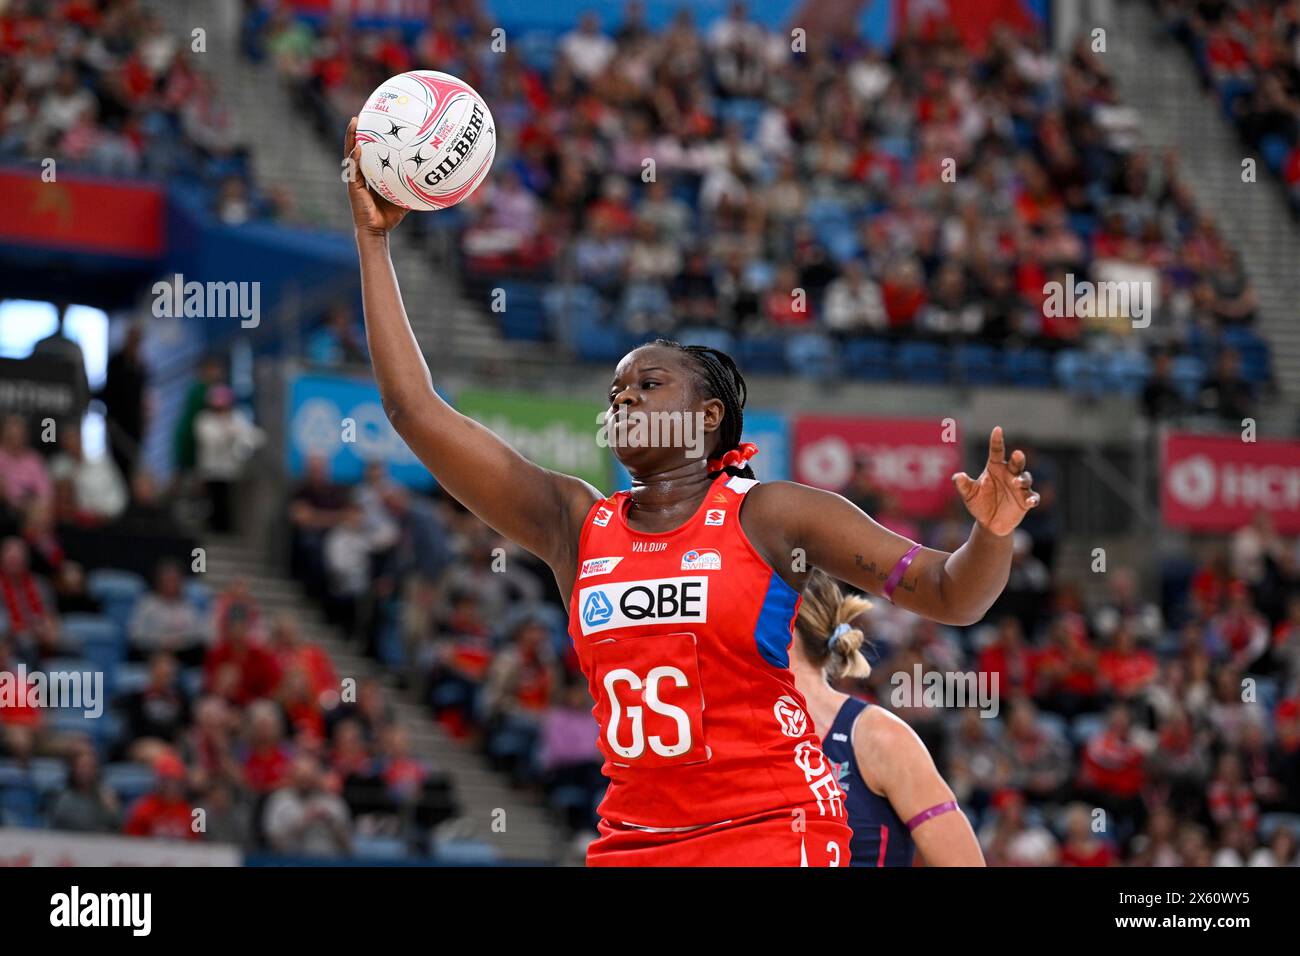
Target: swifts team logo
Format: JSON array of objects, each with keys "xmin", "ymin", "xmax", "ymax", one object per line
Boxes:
[
  {"xmin": 680, "ymin": 548, "xmax": 722, "ymax": 571},
  {"xmin": 774, "ymin": 695, "xmax": 809, "ymax": 737}
]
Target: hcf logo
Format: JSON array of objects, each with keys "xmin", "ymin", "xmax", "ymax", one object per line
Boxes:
[{"xmin": 583, "ymin": 590, "xmax": 613, "ymax": 628}]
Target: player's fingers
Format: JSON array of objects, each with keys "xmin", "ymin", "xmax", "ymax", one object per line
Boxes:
[
  {"xmin": 1026, "ymin": 492, "xmax": 1041, "ymax": 509},
  {"xmin": 1008, "ymin": 448, "xmax": 1026, "ymax": 474},
  {"xmin": 345, "ymin": 115, "xmax": 357, "ymax": 157},
  {"xmin": 1016, "ymin": 470, "xmax": 1033, "ymax": 488},
  {"xmin": 952, "ymin": 471, "xmax": 977, "ymax": 500},
  {"xmin": 988, "ymin": 426, "xmax": 1005, "ymax": 464}
]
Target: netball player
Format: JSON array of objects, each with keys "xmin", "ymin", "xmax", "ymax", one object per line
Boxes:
[
  {"xmin": 792, "ymin": 569, "xmax": 985, "ymax": 866},
  {"xmin": 345, "ymin": 118, "xmax": 1038, "ymax": 865}
]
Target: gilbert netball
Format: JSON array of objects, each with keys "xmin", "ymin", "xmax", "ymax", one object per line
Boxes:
[{"xmin": 568, "ymin": 471, "xmax": 851, "ymax": 866}]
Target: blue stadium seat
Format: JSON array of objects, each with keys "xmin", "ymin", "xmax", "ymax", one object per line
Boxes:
[
  {"xmin": 28, "ymin": 758, "xmax": 68, "ymax": 795},
  {"xmin": 185, "ymin": 579, "xmax": 212, "ymax": 613},
  {"xmin": 574, "ymin": 314, "xmax": 628, "ymax": 363},
  {"xmin": 785, "ymin": 332, "xmax": 837, "ymax": 381},
  {"xmin": 842, "ymin": 336, "xmax": 893, "ymax": 381},
  {"xmin": 1053, "ymin": 348, "xmax": 1100, "ymax": 396},
  {"xmin": 1261, "ymin": 135, "xmax": 1291, "ymax": 173},
  {"xmin": 954, "ymin": 343, "xmax": 1002, "ymax": 385},
  {"xmin": 894, "ymin": 341, "xmax": 949, "ymax": 384},
  {"xmin": 674, "ymin": 326, "xmax": 735, "ymax": 355},
  {"xmin": 104, "ymin": 763, "xmax": 157, "ymax": 803},
  {"xmin": 1103, "ymin": 349, "xmax": 1151, "ymax": 398},
  {"xmin": 1070, "ymin": 712, "xmax": 1107, "ymax": 745},
  {"xmin": 86, "ymin": 568, "xmax": 147, "ymax": 605},
  {"xmin": 1259, "ymin": 812, "xmax": 1300, "ymax": 842},
  {"xmin": 1169, "ymin": 355, "xmax": 1206, "ymax": 405},
  {"xmin": 435, "ymin": 839, "xmax": 500, "ymax": 865},
  {"xmin": 113, "ymin": 663, "xmax": 151, "ymax": 698},
  {"xmin": 0, "ymin": 784, "xmax": 41, "ymax": 828},
  {"xmin": 735, "ymin": 335, "xmax": 787, "ymax": 374},
  {"xmin": 59, "ymin": 613, "xmax": 120, "ymax": 653},
  {"xmin": 352, "ymin": 835, "xmax": 409, "ymax": 861},
  {"xmin": 1006, "ymin": 347, "xmax": 1055, "ymax": 389}
]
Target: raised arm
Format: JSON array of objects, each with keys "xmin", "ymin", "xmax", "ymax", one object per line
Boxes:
[
  {"xmin": 746, "ymin": 427, "xmax": 1036, "ymax": 626},
  {"xmin": 344, "ymin": 118, "xmax": 600, "ymax": 572}
]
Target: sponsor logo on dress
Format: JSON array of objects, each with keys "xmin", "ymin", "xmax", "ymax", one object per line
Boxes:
[
  {"xmin": 704, "ymin": 509, "xmax": 726, "ymax": 526},
  {"xmin": 631, "ymin": 541, "xmax": 668, "ymax": 553},
  {"xmin": 774, "ymin": 695, "xmax": 808, "ymax": 738},
  {"xmin": 579, "ymin": 557, "xmax": 623, "ymax": 579},
  {"xmin": 680, "ymin": 548, "xmax": 722, "ymax": 571},
  {"xmin": 593, "ymin": 506, "xmax": 613, "ymax": 527},
  {"xmin": 577, "ymin": 577, "xmax": 709, "ymax": 636}
]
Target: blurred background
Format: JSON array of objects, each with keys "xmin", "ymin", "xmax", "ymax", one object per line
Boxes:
[{"xmin": 1, "ymin": 0, "xmax": 1299, "ymax": 866}]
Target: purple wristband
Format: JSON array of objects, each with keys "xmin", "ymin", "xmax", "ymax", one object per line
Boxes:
[
  {"xmin": 882, "ymin": 543, "xmax": 922, "ymax": 602},
  {"xmin": 905, "ymin": 800, "xmax": 959, "ymax": 832}
]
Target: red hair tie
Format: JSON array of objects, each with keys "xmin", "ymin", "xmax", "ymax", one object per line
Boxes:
[{"xmin": 708, "ymin": 441, "xmax": 759, "ymax": 473}]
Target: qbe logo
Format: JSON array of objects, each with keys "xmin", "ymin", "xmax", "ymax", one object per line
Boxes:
[{"xmin": 578, "ymin": 577, "xmax": 709, "ymax": 636}]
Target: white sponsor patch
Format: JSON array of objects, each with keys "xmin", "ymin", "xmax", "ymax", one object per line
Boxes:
[
  {"xmin": 593, "ymin": 506, "xmax": 613, "ymax": 527},
  {"xmin": 704, "ymin": 509, "xmax": 726, "ymax": 526},
  {"xmin": 579, "ymin": 556, "xmax": 623, "ymax": 579},
  {"xmin": 578, "ymin": 576, "xmax": 709, "ymax": 636},
  {"xmin": 680, "ymin": 548, "xmax": 722, "ymax": 571}
]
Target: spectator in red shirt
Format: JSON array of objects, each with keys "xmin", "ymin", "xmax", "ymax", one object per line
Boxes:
[
  {"xmin": 241, "ymin": 700, "xmax": 292, "ymax": 795},
  {"xmin": 1078, "ymin": 705, "xmax": 1147, "ymax": 831},
  {"xmin": 1032, "ymin": 616, "xmax": 1102, "ymax": 718},
  {"xmin": 267, "ymin": 612, "xmax": 337, "ymax": 703},
  {"xmin": 1098, "ymin": 625, "xmax": 1158, "ymax": 700},
  {"xmin": 123, "ymin": 752, "xmax": 199, "ymax": 841},
  {"xmin": 1207, "ymin": 751, "xmax": 1259, "ymax": 833},
  {"xmin": 978, "ymin": 615, "xmax": 1034, "ymax": 697},
  {"xmin": 1058, "ymin": 802, "xmax": 1117, "ymax": 866},
  {"xmin": 0, "ymin": 536, "xmax": 57, "ymax": 656},
  {"xmin": 204, "ymin": 603, "xmax": 282, "ymax": 706}
]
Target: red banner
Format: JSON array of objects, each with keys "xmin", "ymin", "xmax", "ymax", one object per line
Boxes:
[
  {"xmin": 284, "ymin": 0, "xmax": 431, "ymax": 16},
  {"xmin": 1162, "ymin": 433, "xmax": 1300, "ymax": 533},
  {"xmin": 792, "ymin": 415, "xmax": 962, "ymax": 518},
  {"xmin": 896, "ymin": 0, "xmax": 1039, "ymax": 53},
  {"xmin": 0, "ymin": 170, "xmax": 164, "ymax": 258}
]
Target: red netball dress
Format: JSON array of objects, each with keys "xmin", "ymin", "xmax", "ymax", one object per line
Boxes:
[{"xmin": 567, "ymin": 472, "xmax": 852, "ymax": 866}]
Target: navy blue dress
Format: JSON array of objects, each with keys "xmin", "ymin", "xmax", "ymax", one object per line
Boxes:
[{"xmin": 821, "ymin": 697, "xmax": 915, "ymax": 867}]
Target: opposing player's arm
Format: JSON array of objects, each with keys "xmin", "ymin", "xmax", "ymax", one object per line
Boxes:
[
  {"xmin": 345, "ymin": 117, "xmax": 600, "ymax": 569},
  {"xmin": 856, "ymin": 708, "xmax": 985, "ymax": 867}
]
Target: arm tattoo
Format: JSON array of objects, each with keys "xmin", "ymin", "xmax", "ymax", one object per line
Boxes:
[{"xmin": 854, "ymin": 552, "xmax": 918, "ymax": 594}]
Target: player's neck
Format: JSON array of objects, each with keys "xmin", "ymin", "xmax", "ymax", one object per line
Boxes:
[
  {"xmin": 791, "ymin": 658, "xmax": 848, "ymax": 739},
  {"xmin": 627, "ymin": 464, "xmax": 715, "ymax": 518}
]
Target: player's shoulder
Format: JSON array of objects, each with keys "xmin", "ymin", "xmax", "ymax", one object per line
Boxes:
[{"xmin": 855, "ymin": 705, "xmax": 923, "ymax": 761}]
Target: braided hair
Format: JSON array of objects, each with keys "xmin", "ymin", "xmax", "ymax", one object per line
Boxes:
[{"xmin": 653, "ymin": 338, "xmax": 755, "ymax": 479}]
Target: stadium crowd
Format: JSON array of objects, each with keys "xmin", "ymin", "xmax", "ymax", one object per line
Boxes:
[
  {"xmin": 246, "ymin": 0, "xmax": 1275, "ymax": 410},
  {"xmin": 0, "ymin": 0, "xmax": 281, "ymax": 223},
  {"xmin": 0, "ymin": 340, "xmax": 458, "ymax": 858},
  {"xmin": 1157, "ymin": 0, "xmax": 1300, "ymax": 215}
]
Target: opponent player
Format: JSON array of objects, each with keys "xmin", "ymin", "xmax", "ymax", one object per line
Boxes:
[
  {"xmin": 791, "ymin": 569, "xmax": 985, "ymax": 866},
  {"xmin": 345, "ymin": 118, "xmax": 1039, "ymax": 865}
]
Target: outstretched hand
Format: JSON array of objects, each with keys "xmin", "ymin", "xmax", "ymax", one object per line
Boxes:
[
  {"xmin": 344, "ymin": 116, "xmax": 409, "ymax": 236},
  {"xmin": 952, "ymin": 426, "xmax": 1040, "ymax": 537}
]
